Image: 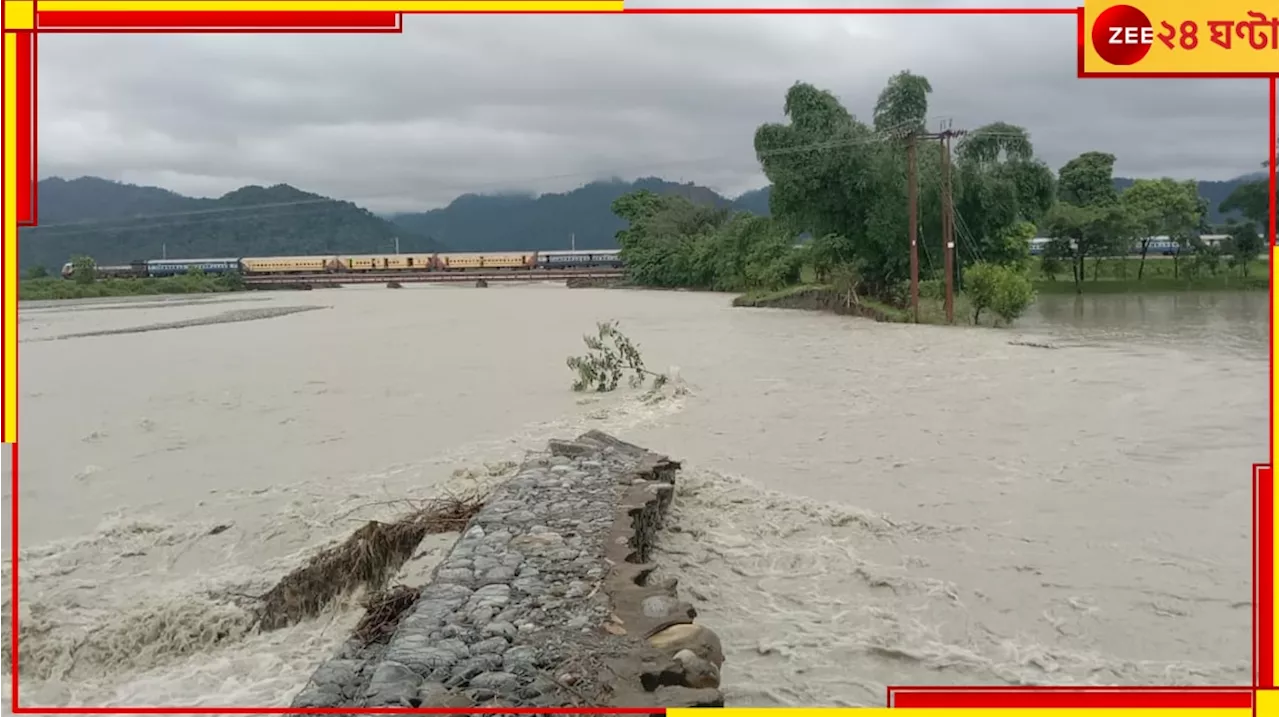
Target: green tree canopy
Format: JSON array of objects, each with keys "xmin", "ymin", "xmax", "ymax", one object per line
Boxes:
[
  {"xmin": 1122, "ymin": 177, "xmax": 1202, "ymax": 278},
  {"xmin": 755, "ymin": 73, "xmax": 1055, "ymax": 291}
]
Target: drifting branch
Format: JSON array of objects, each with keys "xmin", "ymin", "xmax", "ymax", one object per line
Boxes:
[{"xmin": 566, "ymin": 321, "xmax": 668, "ymax": 393}]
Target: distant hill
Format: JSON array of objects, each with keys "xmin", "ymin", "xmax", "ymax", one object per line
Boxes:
[
  {"xmin": 20, "ymin": 177, "xmax": 446, "ymax": 270},
  {"xmin": 387, "ymin": 177, "xmax": 743, "ymax": 253},
  {"xmin": 730, "ymin": 187, "xmax": 772, "ymax": 216}
]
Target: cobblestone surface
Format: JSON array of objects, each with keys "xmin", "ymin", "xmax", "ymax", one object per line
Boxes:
[{"xmin": 292, "ymin": 431, "xmax": 725, "ymax": 710}]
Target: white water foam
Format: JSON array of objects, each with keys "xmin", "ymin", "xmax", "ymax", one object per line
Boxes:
[
  {"xmin": 653, "ymin": 467, "xmax": 1250, "ymax": 706},
  {"xmin": 5, "ymin": 382, "xmax": 691, "ymax": 709}
]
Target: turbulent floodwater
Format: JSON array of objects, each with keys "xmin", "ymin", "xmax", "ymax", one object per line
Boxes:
[{"xmin": 5, "ymin": 284, "xmax": 1265, "ymax": 708}]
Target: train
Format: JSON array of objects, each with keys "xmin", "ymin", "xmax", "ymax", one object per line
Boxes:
[
  {"xmin": 1027, "ymin": 235, "xmax": 1230, "ymax": 257},
  {"xmin": 60, "ymin": 249, "xmax": 625, "ymax": 280}
]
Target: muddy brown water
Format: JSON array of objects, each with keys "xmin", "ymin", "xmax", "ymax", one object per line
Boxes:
[{"xmin": 5, "ymin": 285, "xmax": 1264, "ymax": 707}]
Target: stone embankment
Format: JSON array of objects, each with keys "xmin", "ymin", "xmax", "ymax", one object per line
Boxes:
[{"xmin": 292, "ymin": 430, "xmax": 724, "ymax": 710}]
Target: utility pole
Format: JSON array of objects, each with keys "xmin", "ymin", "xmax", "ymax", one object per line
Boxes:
[
  {"xmin": 936, "ymin": 126, "xmax": 966, "ymax": 325},
  {"xmin": 906, "ymin": 133, "xmax": 920, "ymax": 322},
  {"xmin": 394, "ymin": 236, "xmax": 400, "ymax": 254},
  {"xmin": 570, "ymin": 233, "xmax": 576, "ymax": 251},
  {"xmin": 904, "ymin": 124, "xmax": 965, "ymax": 324},
  {"xmin": 940, "ymin": 132, "xmax": 954, "ymax": 324}
]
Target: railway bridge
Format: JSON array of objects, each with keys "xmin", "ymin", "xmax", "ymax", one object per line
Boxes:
[{"xmin": 243, "ymin": 267, "xmax": 626, "ymax": 288}]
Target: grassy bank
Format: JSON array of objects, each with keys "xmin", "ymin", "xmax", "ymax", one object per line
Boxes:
[
  {"xmin": 734, "ymin": 284, "xmax": 993, "ymax": 326},
  {"xmin": 19, "ymin": 275, "xmax": 245, "ymax": 301},
  {"xmin": 1033, "ymin": 257, "xmax": 1268, "ymax": 294}
]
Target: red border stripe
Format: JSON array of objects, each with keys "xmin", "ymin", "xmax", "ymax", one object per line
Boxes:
[
  {"xmin": 14, "ymin": 30, "xmax": 33, "ymax": 225},
  {"xmin": 888, "ymin": 687, "xmax": 1255, "ymax": 709},
  {"xmin": 36, "ymin": 11, "xmax": 401, "ymax": 31}
]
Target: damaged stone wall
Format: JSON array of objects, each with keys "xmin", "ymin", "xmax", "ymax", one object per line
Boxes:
[{"xmin": 292, "ymin": 430, "xmax": 725, "ymax": 710}]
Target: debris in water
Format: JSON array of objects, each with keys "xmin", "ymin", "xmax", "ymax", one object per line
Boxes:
[
  {"xmin": 353, "ymin": 584, "xmax": 421, "ymax": 646},
  {"xmin": 254, "ymin": 492, "xmax": 485, "ymax": 631}
]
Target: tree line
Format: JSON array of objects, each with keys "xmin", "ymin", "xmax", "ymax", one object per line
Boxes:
[{"xmin": 611, "ymin": 71, "xmax": 1271, "ymax": 312}]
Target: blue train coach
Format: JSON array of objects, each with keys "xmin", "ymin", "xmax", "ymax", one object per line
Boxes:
[
  {"xmin": 145, "ymin": 257, "xmax": 242, "ymax": 277},
  {"xmin": 535, "ymin": 249, "xmax": 623, "ymax": 269}
]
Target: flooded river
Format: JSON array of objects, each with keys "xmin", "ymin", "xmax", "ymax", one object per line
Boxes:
[{"xmin": 5, "ymin": 285, "xmax": 1265, "ymax": 707}]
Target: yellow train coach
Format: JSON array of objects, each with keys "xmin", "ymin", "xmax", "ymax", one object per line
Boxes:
[
  {"xmin": 337, "ymin": 254, "xmax": 438, "ymax": 272},
  {"xmin": 241, "ymin": 256, "xmax": 339, "ymax": 274},
  {"xmin": 437, "ymin": 252, "xmax": 536, "ymax": 271}
]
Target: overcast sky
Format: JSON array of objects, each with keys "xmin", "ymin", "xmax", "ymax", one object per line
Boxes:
[{"xmin": 37, "ymin": 0, "xmax": 1275, "ymax": 213}]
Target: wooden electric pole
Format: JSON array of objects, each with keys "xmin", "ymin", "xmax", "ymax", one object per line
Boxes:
[
  {"xmin": 904, "ymin": 125, "xmax": 965, "ymax": 324},
  {"xmin": 936, "ymin": 127, "xmax": 966, "ymax": 325},
  {"xmin": 940, "ymin": 131, "xmax": 954, "ymax": 324},
  {"xmin": 906, "ymin": 134, "xmax": 920, "ymax": 321}
]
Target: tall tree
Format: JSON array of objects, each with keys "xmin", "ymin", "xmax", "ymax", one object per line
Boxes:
[
  {"xmin": 1219, "ymin": 180, "xmax": 1272, "ymax": 237},
  {"xmin": 1225, "ymin": 221, "xmax": 1265, "ymax": 277},
  {"xmin": 953, "ymin": 123, "xmax": 1055, "ymax": 269},
  {"xmin": 756, "ymin": 78, "xmax": 946, "ymax": 290},
  {"xmin": 1122, "ymin": 178, "xmax": 1202, "ymax": 279},
  {"xmin": 1043, "ymin": 152, "xmax": 1132, "ymax": 291},
  {"xmin": 872, "ymin": 70, "xmax": 933, "ymax": 135},
  {"xmin": 1057, "ymin": 151, "xmax": 1118, "ymax": 207}
]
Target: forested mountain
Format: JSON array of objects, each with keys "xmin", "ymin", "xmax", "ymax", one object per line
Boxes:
[
  {"xmin": 20, "ymin": 177, "xmax": 445, "ymax": 270},
  {"xmin": 387, "ymin": 177, "xmax": 745, "ymax": 253},
  {"xmin": 21, "ymin": 170, "xmax": 1260, "ymax": 271}
]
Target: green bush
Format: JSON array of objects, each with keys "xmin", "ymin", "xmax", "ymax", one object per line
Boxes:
[
  {"xmin": 918, "ymin": 279, "xmax": 944, "ymax": 300},
  {"xmin": 962, "ymin": 262, "xmax": 1036, "ymax": 325},
  {"xmin": 19, "ymin": 273, "xmax": 242, "ymax": 301}
]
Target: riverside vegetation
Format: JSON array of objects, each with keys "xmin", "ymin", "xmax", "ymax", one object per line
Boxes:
[
  {"xmin": 19, "ymin": 257, "xmax": 245, "ymax": 301},
  {"xmin": 609, "ymin": 71, "xmax": 1272, "ymax": 324}
]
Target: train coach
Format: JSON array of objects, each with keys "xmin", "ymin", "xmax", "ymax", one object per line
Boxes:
[
  {"xmin": 241, "ymin": 256, "xmax": 340, "ymax": 275},
  {"xmin": 535, "ymin": 249, "xmax": 623, "ymax": 269},
  {"xmin": 146, "ymin": 257, "xmax": 242, "ymax": 277},
  {"xmin": 436, "ymin": 252, "xmax": 537, "ymax": 271},
  {"xmin": 334, "ymin": 254, "xmax": 440, "ymax": 272},
  {"xmin": 1027, "ymin": 235, "xmax": 1232, "ymax": 258}
]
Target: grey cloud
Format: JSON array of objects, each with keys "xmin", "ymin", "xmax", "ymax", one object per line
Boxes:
[{"xmin": 36, "ymin": 0, "xmax": 1271, "ymax": 213}]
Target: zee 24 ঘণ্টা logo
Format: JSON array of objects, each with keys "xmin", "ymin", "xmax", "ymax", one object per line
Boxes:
[{"xmin": 1090, "ymin": 3, "xmax": 1278, "ymax": 67}]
